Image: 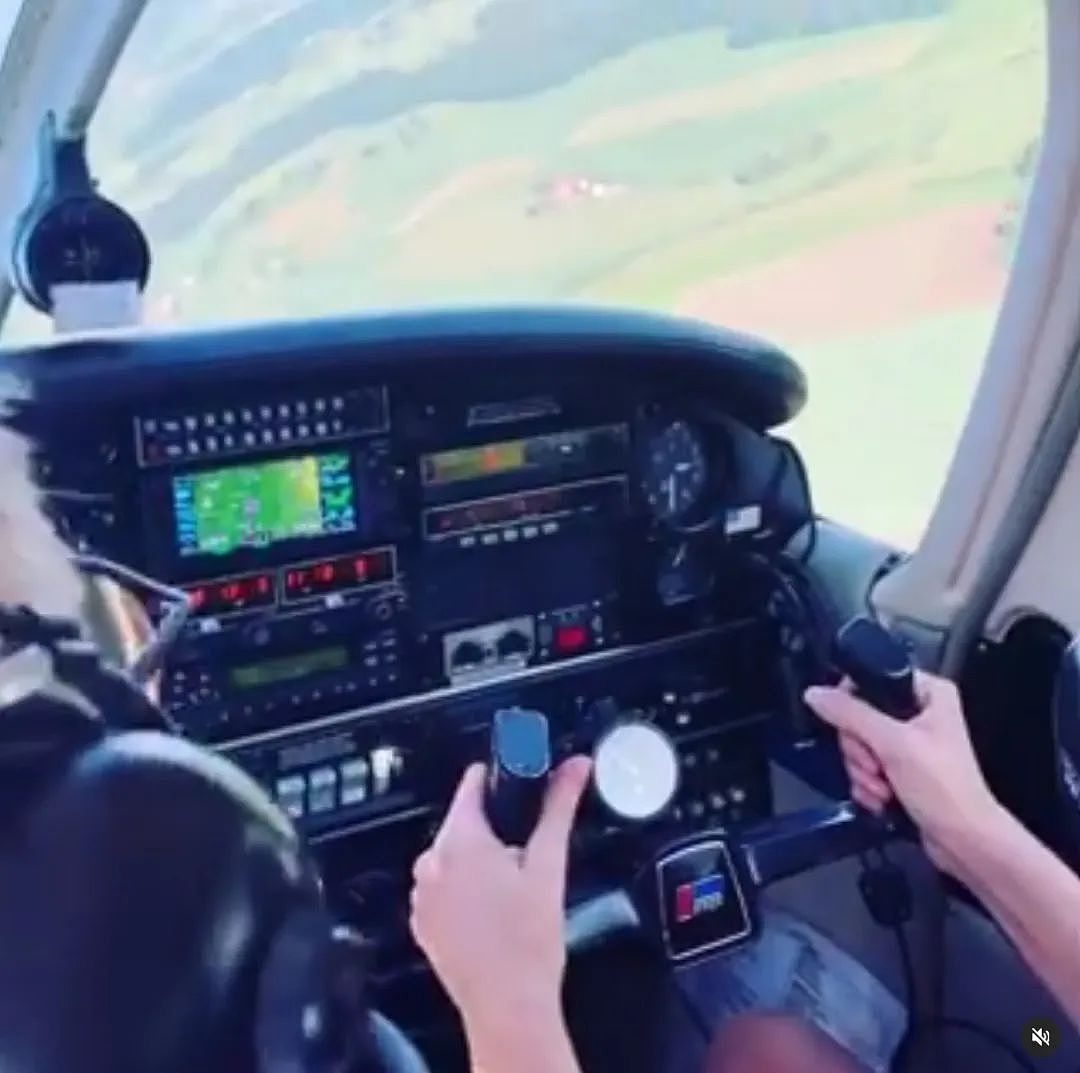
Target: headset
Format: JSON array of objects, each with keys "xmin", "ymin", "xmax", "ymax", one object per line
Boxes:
[{"xmin": 0, "ymin": 556, "xmax": 400, "ymax": 1073}]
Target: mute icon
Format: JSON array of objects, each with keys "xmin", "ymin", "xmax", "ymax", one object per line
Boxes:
[{"xmin": 1024, "ymin": 1019, "xmax": 1058, "ymax": 1056}]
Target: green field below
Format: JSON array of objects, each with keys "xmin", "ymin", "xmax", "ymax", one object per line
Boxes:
[{"xmin": 786, "ymin": 307, "xmax": 996, "ymax": 547}]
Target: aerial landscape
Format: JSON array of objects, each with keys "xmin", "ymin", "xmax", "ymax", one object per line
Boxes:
[{"xmin": 8, "ymin": 0, "xmax": 1047, "ymax": 545}]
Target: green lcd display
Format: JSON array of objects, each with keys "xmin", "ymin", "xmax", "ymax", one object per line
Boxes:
[
  {"xmin": 230, "ymin": 647, "xmax": 349, "ymax": 690},
  {"xmin": 172, "ymin": 452, "xmax": 357, "ymax": 558}
]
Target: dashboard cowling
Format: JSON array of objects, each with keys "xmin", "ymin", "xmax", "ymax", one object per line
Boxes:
[{"xmin": 1, "ymin": 306, "xmax": 806, "ymax": 430}]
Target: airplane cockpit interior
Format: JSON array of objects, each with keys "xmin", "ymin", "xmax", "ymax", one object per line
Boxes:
[{"xmin": 2, "ymin": 2, "xmax": 1080, "ymax": 1072}]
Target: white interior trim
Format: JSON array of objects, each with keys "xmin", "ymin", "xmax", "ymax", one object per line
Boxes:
[
  {"xmin": 988, "ymin": 432, "xmax": 1080, "ymax": 639},
  {"xmin": 876, "ymin": 0, "xmax": 1080, "ymax": 637}
]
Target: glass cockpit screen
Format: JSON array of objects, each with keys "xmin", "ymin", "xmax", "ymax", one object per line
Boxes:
[{"xmin": 172, "ymin": 452, "xmax": 356, "ymax": 557}]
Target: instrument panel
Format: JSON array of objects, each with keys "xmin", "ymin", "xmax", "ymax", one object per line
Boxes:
[
  {"xmin": 5, "ymin": 308, "xmax": 812, "ymax": 850},
  {"xmin": 144, "ymin": 390, "xmax": 786, "ymax": 743}
]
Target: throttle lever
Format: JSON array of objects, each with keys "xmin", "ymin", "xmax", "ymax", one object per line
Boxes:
[
  {"xmin": 832, "ymin": 617, "xmax": 921, "ymax": 837},
  {"xmin": 833, "ymin": 616, "xmax": 920, "ymax": 721},
  {"xmin": 485, "ymin": 707, "xmax": 551, "ymax": 846}
]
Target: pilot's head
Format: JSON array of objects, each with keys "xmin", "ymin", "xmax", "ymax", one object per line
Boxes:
[{"xmin": 0, "ymin": 421, "xmax": 381, "ymax": 1073}]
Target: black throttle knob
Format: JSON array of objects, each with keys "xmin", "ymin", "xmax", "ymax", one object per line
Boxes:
[
  {"xmin": 833, "ymin": 616, "xmax": 919, "ymax": 721},
  {"xmin": 485, "ymin": 707, "xmax": 551, "ymax": 846}
]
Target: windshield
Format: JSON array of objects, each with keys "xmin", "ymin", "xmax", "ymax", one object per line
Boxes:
[
  {"xmin": 0, "ymin": 0, "xmax": 21, "ymax": 62},
  {"xmin": 0, "ymin": 0, "xmax": 20, "ymax": 42},
  {"xmin": 0, "ymin": 1, "xmax": 16, "ymax": 46},
  {"xmin": 6, "ymin": 0, "xmax": 1047, "ymax": 548}
]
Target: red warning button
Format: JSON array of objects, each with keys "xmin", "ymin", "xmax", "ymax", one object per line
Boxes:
[{"xmin": 555, "ymin": 625, "xmax": 588, "ymax": 654}]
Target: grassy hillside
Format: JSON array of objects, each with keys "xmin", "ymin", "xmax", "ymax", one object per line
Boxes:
[{"xmin": 9, "ymin": 0, "xmax": 1046, "ymax": 547}]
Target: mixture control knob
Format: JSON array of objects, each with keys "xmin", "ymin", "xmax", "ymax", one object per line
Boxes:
[{"xmin": 593, "ymin": 720, "xmax": 679, "ymax": 823}]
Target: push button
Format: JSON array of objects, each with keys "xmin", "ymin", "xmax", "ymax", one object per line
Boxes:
[
  {"xmin": 276, "ymin": 775, "xmax": 307, "ymax": 820},
  {"xmin": 555, "ymin": 625, "xmax": 588, "ymax": 654},
  {"xmin": 308, "ymin": 767, "xmax": 338, "ymax": 814},
  {"xmin": 340, "ymin": 757, "xmax": 369, "ymax": 806},
  {"xmin": 371, "ymin": 746, "xmax": 403, "ymax": 796}
]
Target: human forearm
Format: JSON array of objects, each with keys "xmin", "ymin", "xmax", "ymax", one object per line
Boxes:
[
  {"xmin": 804, "ymin": 675, "xmax": 1080, "ymax": 1029},
  {"xmin": 411, "ymin": 760, "xmax": 591, "ymax": 1073},
  {"xmin": 944, "ymin": 802, "xmax": 1080, "ymax": 1029},
  {"xmin": 465, "ymin": 1000, "xmax": 582, "ymax": 1073}
]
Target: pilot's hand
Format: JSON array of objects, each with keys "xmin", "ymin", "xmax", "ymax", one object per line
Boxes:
[
  {"xmin": 410, "ymin": 757, "xmax": 591, "ymax": 1040},
  {"xmin": 804, "ymin": 673, "xmax": 998, "ymax": 875}
]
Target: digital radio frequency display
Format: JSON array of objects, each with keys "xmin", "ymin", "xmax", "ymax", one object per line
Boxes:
[
  {"xmin": 230, "ymin": 647, "xmax": 349, "ymax": 691},
  {"xmin": 424, "ymin": 477, "xmax": 627, "ymax": 540},
  {"xmin": 421, "ymin": 425, "xmax": 628, "ymax": 489},
  {"xmin": 283, "ymin": 548, "xmax": 395, "ymax": 602},
  {"xmin": 187, "ymin": 573, "xmax": 276, "ymax": 616},
  {"xmin": 173, "ymin": 452, "xmax": 357, "ymax": 557}
]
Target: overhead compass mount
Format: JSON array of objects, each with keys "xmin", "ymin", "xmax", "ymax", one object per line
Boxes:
[{"xmin": 9, "ymin": 112, "xmax": 151, "ymax": 321}]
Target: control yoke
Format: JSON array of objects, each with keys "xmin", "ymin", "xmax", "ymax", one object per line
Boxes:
[{"xmin": 565, "ymin": 616, "xmax": 923, "ymax": 963}]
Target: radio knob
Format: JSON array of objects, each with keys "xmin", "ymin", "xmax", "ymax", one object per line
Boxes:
[
  {"xmin": 368, "ymin": 598, "xmax": 394, "ymax": 623},
  {"xmin": 245, "ymin": 623, "xmax": 273, "ymax": 647}
]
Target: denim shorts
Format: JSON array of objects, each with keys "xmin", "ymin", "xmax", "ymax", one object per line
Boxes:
[{"xmin": 668, "ymin": 909, "xmax": 907, "ymax": 1073}]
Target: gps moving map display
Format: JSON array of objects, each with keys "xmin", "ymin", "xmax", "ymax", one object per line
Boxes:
[{"xmin": 173, "ymin": 452, "xmax": 356, "ymax": 557}]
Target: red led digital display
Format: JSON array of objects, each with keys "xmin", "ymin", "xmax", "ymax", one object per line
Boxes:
[
  {"xmin": 283, "ymin": 548, "xmax": 395, "ymax": 601},
  {"xmin": 423, "ymin": 477, "xmax": 627, "ymax": 542},
  {"xmin": 427, "ymin": 488, "xmax": 566, "ymax": 538},
  {"xmin": 187, "ymin": 573, "xmax": 275, "ymax": 616}
]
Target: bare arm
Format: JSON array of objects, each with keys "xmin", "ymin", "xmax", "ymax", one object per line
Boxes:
[
  {"xmin": 947, "ymin": 802, "xmax": 1080, "ymax": 1028},
  {"xmin": 806, "ymin": 674, "xmax": 1080, "ymax": 1032},
  {"xmin": 410, "ymin": 761, "xmax": 591, "ymax": 1073},
  {"xmin": 465, "ymin": 1004, "xmax": 582, "ymax": 1073}
]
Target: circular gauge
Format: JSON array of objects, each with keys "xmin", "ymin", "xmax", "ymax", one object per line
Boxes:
[
  {"xmin": 640, "ymin": 421, "xmax": 710, "ymax": 525},
  {"xmin": 657, "ymin": 542, "xmax": 715, "ymax": 607},
  {"xmin": 593, "ymin": 720, "xmax": 679, "ymax": 822},
  {"xmin": 13, "ymin": 195, "xmax": 151, "ymax": 313}
]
